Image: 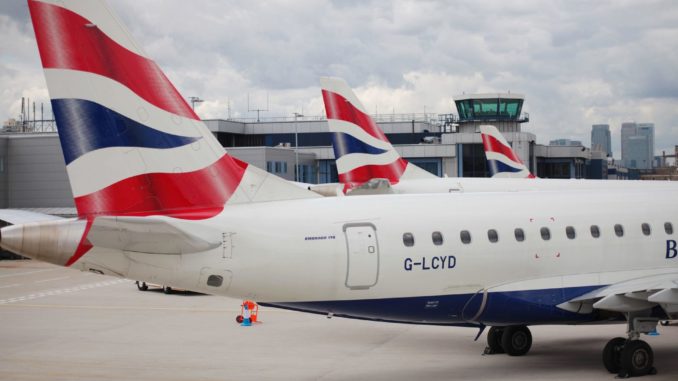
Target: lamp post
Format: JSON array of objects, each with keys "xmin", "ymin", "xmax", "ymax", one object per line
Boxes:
[
  {"xmin": 293, "ymin": 112, "xmax": 303, "ymax": 182},
  {"xmin": 189, "ymin": 96, "xmax": 204, "ymax": 111}
]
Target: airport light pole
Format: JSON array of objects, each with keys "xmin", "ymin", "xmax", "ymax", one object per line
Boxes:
[
  {"xmin": 189, "ymin": 96, "xmax": 204, "ymax": 111},
  {"xmin": 293, "ymin": 112, "xmax": 303, "ymax": 182}
]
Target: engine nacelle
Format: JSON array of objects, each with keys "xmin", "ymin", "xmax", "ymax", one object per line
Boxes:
[{"xmin": 0, "ymin": 219, "xmax": 88, "ymax": 266}]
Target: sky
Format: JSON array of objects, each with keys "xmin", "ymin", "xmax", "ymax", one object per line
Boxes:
[{"xmin": 1, "ymin": 0, "xmax": 677, "ymax": 158}]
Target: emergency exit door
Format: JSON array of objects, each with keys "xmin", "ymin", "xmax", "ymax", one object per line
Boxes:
[{"xmin": 344, "ymin": 223, "xmax": 379, "ymax": 289}]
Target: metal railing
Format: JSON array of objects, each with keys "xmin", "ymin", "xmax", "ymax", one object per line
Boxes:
[{"xmin": 1, "ymin": 120, "xmax": 58, "ymax": 134}]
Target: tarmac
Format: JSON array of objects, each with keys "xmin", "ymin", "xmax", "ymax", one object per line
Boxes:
[{"xmin": 1, "ymin": 260, "xmax": 677, "ymax": 381}]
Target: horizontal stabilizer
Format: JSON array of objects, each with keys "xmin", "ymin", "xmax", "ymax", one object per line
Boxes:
[
  {"xmin": 87, "ymin": 216, "xmax": 221, "ymax": 254},
  {"xmin": 0, "ymin": 209, "xmax": 64, "ymax": 225}
]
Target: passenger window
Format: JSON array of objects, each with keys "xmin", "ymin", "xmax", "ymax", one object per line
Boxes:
[
  {"xmin": 566, "ymin": 226, "xmax": 576, "ymax": 239},
  {"xmin": 540, "ymin": 227, "xmax": 551, "ymax": 241},
  {"xmin": 514, "ymin": 228, "xmax": 525, "ymax": 242},
  {"xmin": 488, "ymin": 229, "xmax": 498, "ymax": 243},
  {"xmin": 432, "ymin": 231, "xmax": 443, "ymax": 246},
  {"xmin": 614, "ymin": 224, "xmax": 624, "ymax": 237},
  {"xmin": 641, "ymin": 223, "xmax": 651, "ymax": 236},
  {"xmin": 460, "ymin": 230, "xmax": 471, "ymax": 244},
  {"xmin": 403, "ymin": 233, "xmax": 414, "ymax": 247},
  {"xmin": 665, "ymin": 222, "xmax": 674, "ymax": 235},
  {"xmin": 590, "ymin": 225, "xmax": 600, "ymax": 238}
]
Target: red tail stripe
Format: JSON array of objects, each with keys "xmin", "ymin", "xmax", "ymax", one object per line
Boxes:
[
  {"xmin": 481, "ymin": 134, "xmax": 525, "ymax": 164},
  {"xmin": 28, "ymin": 0, "xmax": 198, "ymax": 120},
  {"xmin": 338, "ymin": 159, "xmax": 408, "ymax": 187},
  {"xmin": 65, "ymin": 218, "xmax": 93, "ymax": 267},
  {"xmin": 322, "ymin": 90, "xmax": 389, "ymax": 142},
  {"xmin": 74, "ymin": 155, "xmax": 247, "ymax": 220}
]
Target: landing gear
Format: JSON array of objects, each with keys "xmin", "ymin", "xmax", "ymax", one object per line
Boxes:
[
  {"xmin": 162, "ymin": 286, "xmax": 173, "ymax": 294},
  {"xmin": 602, "ymin": 337, "xmax": 626, "ymax": 374},
  {"xmin": 501, "ymin": 325, "xmax": 532, "ymax": 356},
  {"xmin": 602, "ymin": 317, "xmax": 658, "ymax": 378},
  {"xmin": 484, "ymin": 326, "xmax": 505, "ymax": 354},
  {"xmin": 484, "ymin": 325, "xmax": 532, "ymax": 356}
]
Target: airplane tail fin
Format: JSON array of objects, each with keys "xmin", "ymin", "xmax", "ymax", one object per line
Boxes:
[
  {"xmin": 320, "ymin": 77, "xmax": 435, "ymax": 190},
  {"xmin": 28, "ymin": 0, "xmax": 317, "ymax": 220},
  {"xmin": 480, "ymin": 125, "xmax": 535, "ymax": 179}
]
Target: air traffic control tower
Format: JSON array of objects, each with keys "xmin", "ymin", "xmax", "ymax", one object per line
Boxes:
[{"xmin": 440, "ymin": 93, "xmax": 536, "ymax": 177}]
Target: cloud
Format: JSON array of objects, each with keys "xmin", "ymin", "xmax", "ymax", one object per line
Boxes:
[{"xmin": 1, "ymin": 0, "xmax": 677, "ymax": 157}]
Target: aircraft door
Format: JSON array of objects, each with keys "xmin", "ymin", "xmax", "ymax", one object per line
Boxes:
[{"xmin": 344, "ymin": 223, "xmax": 379, "ymax": 289}]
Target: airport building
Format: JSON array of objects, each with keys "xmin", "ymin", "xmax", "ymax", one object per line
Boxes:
[{"xmin": 0, "ymin": 93, "xmax": 624, "ymax": 210}]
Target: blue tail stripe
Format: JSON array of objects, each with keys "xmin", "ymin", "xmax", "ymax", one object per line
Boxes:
[
  {"xmin": 52, "ymin": 99, "xmax": 200, "ymax": 164},
  {"xmin": 487, "ymin": 159, "xmax": 523, "ymax": 175},
  {"xmin": 331, "ymin": 132, "xmax": 388, "ymax": 159}
]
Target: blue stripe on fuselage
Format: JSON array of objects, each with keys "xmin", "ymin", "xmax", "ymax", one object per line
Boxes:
[
  {"xmin": 264, "ymin": 286, "xmax": 616, "ymax": 326},
  {"xmin": 52, "ymin": 98, "xmax": 200, "ymax": 164},
  {"xmin": 331, "ymin": 132, "xmax": 388, "ymax": 159}
]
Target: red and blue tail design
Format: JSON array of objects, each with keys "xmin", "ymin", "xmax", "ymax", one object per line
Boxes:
[
  {"xmin": 28, "ymin": 0, "xmax": 315, "ymax": 267},
  {"xmin": 29, "ymin": 0, "xmax": 315, "ymax": 221},
  {"xmin": 320, "ymin": 77, "xmax": 435, "ymax": 190},
  {"xmin": 480, "ymin": 125, "xmax": 535, "ymax": 179}
]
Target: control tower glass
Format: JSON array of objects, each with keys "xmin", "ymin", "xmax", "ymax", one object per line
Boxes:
[{"xmin": 455, "ymin": 95, "xmax": 524, "ymax": 121}]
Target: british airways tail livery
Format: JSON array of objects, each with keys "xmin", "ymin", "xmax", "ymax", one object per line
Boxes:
[
  {"xmin": 320, "ymin": 76, "xmax": 436, "ymax": 191},
  {"xmin": 3, "ymin": 1, "xmax": 678, "ymax": 378},
  {"xmin": 480, "ymin": 124, "xmax": 536, "ymax": 178}
]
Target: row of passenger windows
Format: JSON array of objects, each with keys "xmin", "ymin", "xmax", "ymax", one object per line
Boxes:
[{"xmin": 402, "ymin": 222, "xmax": 674, "ymax": 247}]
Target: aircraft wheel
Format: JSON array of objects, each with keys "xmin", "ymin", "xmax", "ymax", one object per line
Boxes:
[
  {"xmin": 501, "ymin": 325, "xmax": 532, "ymax": 356},
  {"xmin": 619, "ymin": 340, "xmax": 654, "ymax": 378},
  {"xmin": 236, "ymin": 315, "xmax": 244, "ymax": 324},
  {"xmin": 136, "ymin": 281, "xmax": 148, "ymax": 291},
  {"xmin": 163, "ymin": 286, "xmax": 173, "ymax": 294},
  {"xmin": 485, "ymin": 326, "xmax": 505, "ymax": 354},
  {"xmin": 602, "ymin": 337, "xmax": 626, "ymax": 374}
]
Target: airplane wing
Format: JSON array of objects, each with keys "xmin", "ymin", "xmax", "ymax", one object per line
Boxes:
[
  {"xmin": 557, "ymin": 273, "xmax": 678, "ymax": 318},
  {"xmin": 0, "ymin": 209, "xmax": 64, "ymax": 225}
]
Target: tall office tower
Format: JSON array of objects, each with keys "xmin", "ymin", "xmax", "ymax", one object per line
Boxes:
[
  {"xmin": 637, "ymin": 123, "xmax": 655, "ymax": 167},
  {"xmin": 621, "ymin": 122, "xmax": 655, "ymax": 169},
  {"xmin": 591, "ymin": 124, "xmax": 612, "ymax": 157}
]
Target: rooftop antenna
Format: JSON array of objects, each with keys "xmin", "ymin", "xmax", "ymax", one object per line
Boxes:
[{"xmin": 248, "ymin": 92, "xmax": 269, "ymax": 122}]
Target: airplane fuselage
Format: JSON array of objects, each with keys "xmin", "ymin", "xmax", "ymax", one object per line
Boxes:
[{"xmin": 75, "ymin": 188, "xmax": 678, "ymax": 326}]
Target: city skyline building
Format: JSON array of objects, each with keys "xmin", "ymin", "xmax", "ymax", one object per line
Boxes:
[
  {"xmin": 591, "ymin": 124, "xmax": 612, "ymax": 157},
  {"xmin": 621, "ymin": 122, "xmax": 655, "ymax": 169}
]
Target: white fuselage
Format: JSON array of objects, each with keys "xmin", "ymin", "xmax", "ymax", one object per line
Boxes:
[{"xmin": 75, "ymin": 188, "xmax": 678, "ymax": 325}]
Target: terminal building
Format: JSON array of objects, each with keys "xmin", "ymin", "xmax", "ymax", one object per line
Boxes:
[{"xmin": 0, "ymin": 93, "xmax": 619, "ymax": 210}]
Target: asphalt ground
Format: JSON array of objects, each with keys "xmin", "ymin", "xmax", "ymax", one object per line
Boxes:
[{"xmin": 1, "ymin": 260, "xmax": 677, "ymax": 381}]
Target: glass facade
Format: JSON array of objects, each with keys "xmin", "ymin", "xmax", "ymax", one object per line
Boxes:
[
  {"xmin": 455, "ymin": 97, "xmax": 523, "ymax": 121},
  {"xmin": 408, "ymin": 158, "xmax": 442, "ymax": 176},
  {"xmin": 461, "ymin": 143, "xmax": 490, "ymax": 178}
]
